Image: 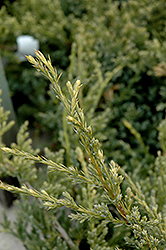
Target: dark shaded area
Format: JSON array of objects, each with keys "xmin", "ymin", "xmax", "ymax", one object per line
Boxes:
[
  {"xmin": 0, "ymin": 176, "xmax": 20, "ymax": 207},
  {"xmin": 79, "ymin": 238, "xmax": 90, "ymax": 250},
  {"xmin": 0, "ymin": 0, "xmax": 16, "ymax": 9}
]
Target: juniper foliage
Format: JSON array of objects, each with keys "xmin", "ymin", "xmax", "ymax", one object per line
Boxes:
[{"xmin": 0, "ymin": 51, "xmax": 166, "ymax": 249}]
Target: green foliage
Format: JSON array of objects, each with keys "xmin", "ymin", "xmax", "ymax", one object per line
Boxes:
[
  {"xmin": 1, "ymin": 0, "xmax": 166, "ymax": 167},
  {"xmin": 87, "ymin": 221, "xmax": 112, "ymax": 250},
  {"xmin": 0, "ymin": 51, "xmax": 166, "ymax": 249},
  {"xmin": 0, "ymin": 0, "xmax": 166, "ymax": 248},
  {"xmin": 0, "ymin": 120, "xmax": 39, "ymax": 184}
]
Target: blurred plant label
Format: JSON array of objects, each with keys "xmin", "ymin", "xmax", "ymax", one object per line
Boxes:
[{"xmin": 16, "ymin": 35, "xmax": 39, "ymax": 61}]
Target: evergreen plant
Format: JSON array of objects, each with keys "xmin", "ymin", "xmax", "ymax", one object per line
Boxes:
[{"xmin": 0, "ymin": 50, "xmax": 166, "ymax": 249}]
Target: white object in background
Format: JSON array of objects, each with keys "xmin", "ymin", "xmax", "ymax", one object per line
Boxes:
[{"xmin": 16, "ymin": 35, "xmax": 39, "ymax": 61}]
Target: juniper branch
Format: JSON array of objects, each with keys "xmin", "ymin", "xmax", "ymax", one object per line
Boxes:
[
  {"xmin": 25, "ymin": 50, "xmax": 129, "ymax": 223},
  {"xmin": 1, "ymin": 51, "xmax": 161, "ymax": 249}
]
